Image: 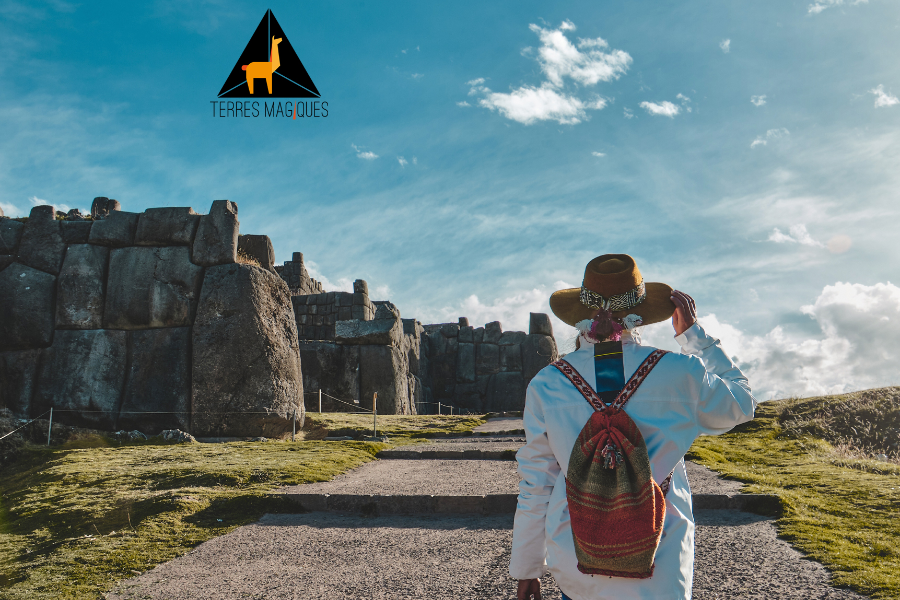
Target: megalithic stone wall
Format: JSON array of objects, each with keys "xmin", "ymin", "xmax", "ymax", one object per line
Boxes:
[
  {"xmin": 0, "ymin": 200, "xmax": 304, "ymax": 437},
  {"xmin": 419, "ymin": 313, "xmax": 558, "ymax": 414}
]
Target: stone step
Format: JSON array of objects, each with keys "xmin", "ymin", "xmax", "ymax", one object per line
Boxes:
[
  {"xmin": 280, "ymin": 492, "xmax": 780, "ymax": 516},
  {"xmin": 378, "ymin": 449, "xmax": 518, "ymax": 460}
]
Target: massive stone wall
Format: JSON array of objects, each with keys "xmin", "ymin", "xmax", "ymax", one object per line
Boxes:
[
  {"xmin": 0, "ymin": 200, "xmax": 304, "ymax": 437},
  {"xmin": 420, "ymin": 313, "xmax": 558, "ymax": 414}
]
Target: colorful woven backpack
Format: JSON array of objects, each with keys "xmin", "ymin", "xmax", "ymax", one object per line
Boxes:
[{"xmin": 552, "ymin": 348, "xmax": 671, "ymax": 579}]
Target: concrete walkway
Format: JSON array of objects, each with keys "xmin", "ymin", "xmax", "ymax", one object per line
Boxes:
[{"xmin": 105, "ymin": 434, "xmax": 868, "ymax": 600}]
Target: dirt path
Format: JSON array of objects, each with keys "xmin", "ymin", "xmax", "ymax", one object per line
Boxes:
[{"xmin": 105, "ymin": 435, "xmax": 868, "ymax": 600}]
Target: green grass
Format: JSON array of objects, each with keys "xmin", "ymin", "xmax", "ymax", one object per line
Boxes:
[
  {"xmin": 303, "ymin": 412, "xmax": 486, "ymax": 440},
  {"xmin": 0, "ymin": 412, "xmax": 485, "ymax": 599},
  {"xmin": 688, "ymin": 390, "xmax": 900, "ymax": 599},
  {"xmin": 0, "ymin": 438, "xmax": 384, "ymax": 599}
]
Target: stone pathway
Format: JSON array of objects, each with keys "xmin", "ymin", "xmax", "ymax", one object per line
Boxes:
[{"xmin": 105, "ymin": 433, "xmax": 868, "ymax": 600}]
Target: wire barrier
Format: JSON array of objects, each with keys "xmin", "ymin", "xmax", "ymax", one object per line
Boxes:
[{"xmin": 0, "ymin": 410, "xmax": 51, "ymax": 441}]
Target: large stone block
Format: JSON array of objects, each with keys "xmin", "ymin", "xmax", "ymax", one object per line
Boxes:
[
  {"xmin": 0, "ymin": 219, "xmax": 24, "ymax": 255},
  {"xmin": 90, "ymin": 197, "xmax": 121, "ymax": 219},
  {"xmin": 0, "ymin": 349, "xmax": 41, "ymax": 417},
  {"xmin": 135, "ymin": 207, "xmax": 201, "ymax": 246},
  {"xmin": 499, "ymin": 331, "xmax": 528, "ymax": 346},
  {"xmin": 192, "ymin": 264, "xmax": 303, "ymax": 437},
  {"xmin": 475, "ymin": 343, "xmax": 500, "ymax": 376},
  {"xmin": 192, "ymin": 200, "xmax": 238, "ymax": 267},
  {"xmin": 485, "ymin": 372, "xmax": 526, "ymax": 412},
  {"xmin": 32, "ymin": 329, "xmax": 127, "ymax": 428},
  {"xmin": 359, "ymin": 344, "xmax": 411, "ymax": 414},
  {"xmin": 500, "ymin": 344, "xmax": 523, "ymax": 372},
  {"xmin": 428, "ymin": 354, "xmax": 456, "ymax": 400},
  {"xmin": 0, "ymin": 256, "xmax": 14, "ymax": 272},
  {"xmin": 456, "ymin": 342, "xmax": 476, "ymax": 383},
  {"xmin": 104, "ymin": 246, "xmax": 203, "ymax": 329},
  {"xmin": 530, "ymin": 312, "xmax": 554, "ymax": 337},
  {"xmin": 453, "ymin": 382, "xmax": 483, "ymax": 413},
  {"xmin": 88, "ymin": 210, "xmax": 140, "ymax": 247},
  {"xmin": 374, "ymin": 301, "xmax": 401, "ymax": 320},
  {"xmin": 483, "ymin": 321, "xmax": 503, "ymax": 344},
  {"xmin": 335, "ymin": 317, "xmax": 402, "ymax": 346},
  {"xmin": 523, "ymin": 334, "xmax": 560, "ymax": 385},
  {"xmin": 459, "ymin": 325, "xmax": 474, "ymax": 343},
  {"xmin": 298, "ymin": 341, "xmax": 360, "ymax": 410},
  {"xmin": 117, "ymin": 328, "xmax": 191, "ymax": 433},
  {"xmin": 237, "ymin": 234, "xmax": 275, "ymax": 271},
  {"xmin": 56, "ymin": 244, "xmax": 109, "ymax": 329},
  {"xmin": 0, "ymin": 264, "xmax": 56, "ymax": 351},
  {"xmin": 16, "ymin": 205, "xmax": 66, "ymax": 275},
  {"xmin": 61, "ymin": 221, "xmax": 93, "ymax": 244}
]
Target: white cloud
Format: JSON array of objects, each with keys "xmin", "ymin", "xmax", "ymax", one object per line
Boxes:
[
  {"xmin": 676, "ymin": 93, "xmax": 692, "ymax": 113},
  {"xmin": 768, "ymin": 224, "xmax": 824, "ymax": 247},
  {"xmin": 412, "ymin": 157, "xmax": 418, "ymax": 165},
  {"xmin": 466, "ymin": 21, "xmax": 629, "ymax": 125},
  {"xmin": 623, "ymin": 107, "xmax": 635, "ymax": 119},
  {"xmin": 639, "ymin": 101, "xmax": 680, "ymax": 117},
  {"xmin": 303, "ymin": 260, "xmax": 353, "ymax": 293},
  {"xmin": 478, "ymin": 84, "xmax": 607, "ymax": 125},
  {"xmin": 415, "ymin": 282, "xmax": 573, "ymax": 346},
  {"xmin": 0, "ymin": 201, "xmax": 21, "ymax": 216},
  {"xmin": 397, "ymin": 156, "xmax": 408, "ymax": 167},
  {"xmin": 827, "ymin": 234, "xmax": 853, "ymax": 254},
  {"xmin": 456, "ymin": 101, "xmax": 471, "ymax": 107},
  {"xmin": 869, "ymin": 84, "xmax": 899, "ymax": 108},
  {"xmin": 808, "ymin": 0, "xmax": 868, "ymax": 14},
  {"xmin": 411, "ymin": 73, "xmax": 424, "ymax": 79},
  {"xmin": 751, "ymin": 95, "xmax": 767, "ymax": 106},
  {"xmin": 527, "ymin": 22, "xmax": 632, "ymax": 87},
  {"xmin": 28, "ymin": 195, "xmax": 73, "ymax": 213},
  {"xmin": 719, "ymin": 39, "xmax": 731, "ymax": 53},
  {"xmin": 351, "ymin": 144, "xmax": 378, "ymax": 160},
  {"xmin": 591, "ymin": 151, "xmax": 606, "ymax": 157},
  {"xmin": 750, "ymin": 128, "xmax": 790, "ymax": 148}
]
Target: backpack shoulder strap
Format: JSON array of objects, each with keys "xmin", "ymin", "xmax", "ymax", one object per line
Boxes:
[
  {"xmin": 551, "ymin": 359, "xmax": 606, "ymax": 411},
  {"xmin": 611, "ymin": 349, "xmax": 668, "ymax": 411}
]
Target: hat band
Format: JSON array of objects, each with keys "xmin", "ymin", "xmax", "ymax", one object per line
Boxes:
[{"xmin": 579, "ymin": 281, "xmax": 646, "ymax": 311}]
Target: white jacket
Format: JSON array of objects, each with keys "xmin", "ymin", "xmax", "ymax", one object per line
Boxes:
[{"xmin": 510, "ymin": 323, "xmax": 757, "ymax": 600}]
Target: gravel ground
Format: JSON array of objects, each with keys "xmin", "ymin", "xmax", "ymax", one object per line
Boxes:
[
  {"xmin": 684, "ymin": 461, "xmax": 743, "ymax": 494},
  {"xmin": 105, "ymin": 510, "xmax": 866, "ymax": 600},
  {"xmin": 281, "ymin": 460, "xmax": 520, "ymax": 496},
  {"xmin": 472, "ymin": 418, "xmax": 524, "ymax": 433}
]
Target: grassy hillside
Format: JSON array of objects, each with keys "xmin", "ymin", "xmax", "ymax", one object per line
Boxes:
[{"xmin": 688, "ymin": 386, "xmax": 900, "ymax": 599}]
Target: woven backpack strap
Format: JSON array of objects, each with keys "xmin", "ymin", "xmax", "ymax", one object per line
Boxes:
[{"xmin": 551, "ymin": 349, "xmax": 668, "ymax": 413}]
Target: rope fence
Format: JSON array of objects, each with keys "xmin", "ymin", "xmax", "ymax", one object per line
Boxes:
[{"xmin": 1, "ymin": 389, "xmax": 482, "ymax": 446}]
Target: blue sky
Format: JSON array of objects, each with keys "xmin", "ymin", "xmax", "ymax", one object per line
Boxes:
[{"xmin": 2, "ymin": 0, "xmax": 899, "ymax": 399}]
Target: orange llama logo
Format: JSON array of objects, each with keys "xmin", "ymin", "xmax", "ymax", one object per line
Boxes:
[{"xmin": 218, "ymin": 10, "xmax": 320, "ymax": 98}]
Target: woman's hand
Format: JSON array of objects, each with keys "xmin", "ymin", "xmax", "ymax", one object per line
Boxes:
[
  {"xmin": 517, "ymin": 578, "xmax": 542, "ymax": 600},
  {"xmin": 670, "ymin": 290, "xmax": 697, "ymax": 337}
]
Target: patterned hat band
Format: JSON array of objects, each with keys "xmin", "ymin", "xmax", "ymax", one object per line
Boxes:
[{"xmin": 579, "ymin": 281, "xmax": 646, "ymax": 312}]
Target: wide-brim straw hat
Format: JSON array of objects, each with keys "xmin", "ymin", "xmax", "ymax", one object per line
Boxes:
[{"xmin": 550, "ymin": 254, "xmax": 676, "ymax": 327}]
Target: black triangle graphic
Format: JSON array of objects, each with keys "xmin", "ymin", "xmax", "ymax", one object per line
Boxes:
[{"xmin": 217, "ymin": 10, "xmax": 320, "ymax": 98}]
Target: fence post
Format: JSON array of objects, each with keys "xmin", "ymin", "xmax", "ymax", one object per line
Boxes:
[
  {"xmin": 292, "ymin": 407, "xmax": 296, "ymax": 442},
  {"xmin": 47, "ymin": 407, "xmax": 53, "ymax": 446},
  {"xmin": 372, "ymin": 392, "xmax": 378, "ymax": 437},
  {"xmin": 318, "ymin": 389, "xmax": 322, "ymax": 413},
  {"xmin": 437, "ymin": 402, "xmax": 441, "ymax": 415}
]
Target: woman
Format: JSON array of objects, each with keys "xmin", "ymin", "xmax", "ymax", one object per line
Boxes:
[{"xmin": 511, "ymin": 254, "xmax": 757, "ymax": 600}]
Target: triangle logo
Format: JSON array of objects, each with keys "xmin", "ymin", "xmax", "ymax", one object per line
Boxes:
[{"xmin": 217, "ymin": 10, "xmax": 320, "ymax": 98}]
